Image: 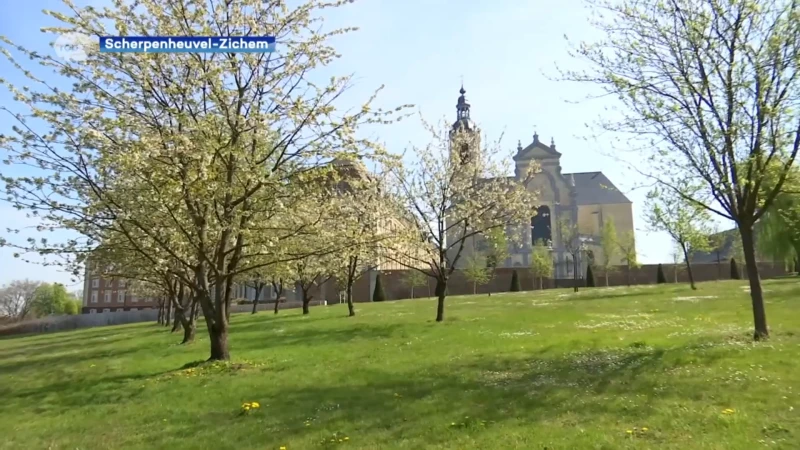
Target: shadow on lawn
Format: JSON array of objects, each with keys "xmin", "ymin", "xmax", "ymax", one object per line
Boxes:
[
  {"xmin": 254, "ymin": 340, "xmax": 734, "ymax": 447},
  {"xmin": 234, "ymin": 322, "xmax": 409, "ymax": 350}
]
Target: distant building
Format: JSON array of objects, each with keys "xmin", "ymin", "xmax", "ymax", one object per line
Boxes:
[{"xmin": 445, "ymin": 86, "xmax": 635, "ymax": 279}]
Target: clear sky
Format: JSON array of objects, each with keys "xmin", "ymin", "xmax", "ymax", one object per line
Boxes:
[{"xmin": 0, "ymin": 0, "xmax": 730, "ymax": 287}]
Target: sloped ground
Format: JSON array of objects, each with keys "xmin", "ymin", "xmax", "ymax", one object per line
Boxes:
[{"xmin": 1, "ymin": 280, "xmax": 799, "ymax": 449}]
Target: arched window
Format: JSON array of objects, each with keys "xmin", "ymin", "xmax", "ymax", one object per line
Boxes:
[{"xmin": 531, "ymin": 205, "xmax": 552, "ymax": 245}]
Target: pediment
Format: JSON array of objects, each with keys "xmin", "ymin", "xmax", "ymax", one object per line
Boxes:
[{"xmin": 513, "ymin": 140, "xmax": 561, "ymax": 161}]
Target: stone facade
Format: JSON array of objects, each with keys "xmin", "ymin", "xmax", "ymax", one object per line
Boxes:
[{"xmin": 445, "ymin": 87, "xmax": 635, "ymax": 279}]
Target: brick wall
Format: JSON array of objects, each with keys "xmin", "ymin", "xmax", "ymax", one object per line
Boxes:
[{"xmin": 317, "ymin": 262, "xmax": 791, "ymax": 303}]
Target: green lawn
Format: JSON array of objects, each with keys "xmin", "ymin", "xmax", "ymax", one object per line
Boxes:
[{"xmin": 2, "ymin": 280, "xmax": 799, "ymax": 449}]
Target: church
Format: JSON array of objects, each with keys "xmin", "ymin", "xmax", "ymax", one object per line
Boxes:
[{"xmin": 449, "ymin": 87, "xmax": 636, "ymax": 280}]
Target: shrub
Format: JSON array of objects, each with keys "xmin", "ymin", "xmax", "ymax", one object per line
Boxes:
[
  {"xmin": 656, "ymin": 263, "xmax": 667, "ymax": 284},
  {"xmin": 510, "ymin": 270, "xmax": 521, "ymax": 292},
  {"xmin": 372, "ymin": 274, "xmax": 387, "ymax": 302},
  {"xmin": 730, "ymin": 258, "xmax": 741, "ymax": 280},
  {"xmin": 586, "ymin": 265, "xmax": 596, "ymax": 287}
]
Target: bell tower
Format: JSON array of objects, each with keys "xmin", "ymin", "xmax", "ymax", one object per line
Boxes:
[{"xmin": 449, "ymin": 85, "xmax": 480, "ymax": 165}]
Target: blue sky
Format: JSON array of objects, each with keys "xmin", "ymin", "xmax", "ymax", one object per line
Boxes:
[{"xmin": 0, "ymin": 0, "xmax": 729, "ymax": 287}]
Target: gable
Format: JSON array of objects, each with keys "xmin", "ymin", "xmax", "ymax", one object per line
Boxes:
[{"xmin": 513, "ymin": 140, "xmax": 561, "ymax": 161}]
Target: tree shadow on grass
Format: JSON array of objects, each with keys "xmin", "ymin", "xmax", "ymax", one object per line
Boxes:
[
  {"xmin": 248, "ymin": 340, "xmax": 736, "ymax": 448},
  {"xmin": 234, "ymin": 322, "xmax": 410, "ymax": 351}
]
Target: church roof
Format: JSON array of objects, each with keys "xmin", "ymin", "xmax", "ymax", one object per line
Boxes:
[
  {"xmin": 563, "ymin": 171, "xmax": 631, "ymax": 205},
  {"xmin": 514, "ymin": 136, "xmax": 561, "ymax": 160}
]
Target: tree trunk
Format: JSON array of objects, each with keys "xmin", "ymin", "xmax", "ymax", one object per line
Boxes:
[
  {"xmin": 346, "ymin": 282, "xmax": 355, "ymax": 317},
  {"xmin": 208, "ymin": 323, "xmax": 229, "ymax": 360},
  {"xmin": 272, "ymin": 279, "xmax": 283, "ymax": 315},
  {"xmin": 573, "ymin": 257, "xmax": 579, "ymax": 292},
  {"xmin": 250, "ymin": 283, "xmax": 263, "ymax": 314},
  {"xmin": 165, "ymin": 297, "xmax": 172, "ymax": 328},
  {"xmin": 740, "ymin": 225, "xmax": 768, "ymax": 340},
  {"xmin": 171, "ymin": 309, "xmax": 182, "ymax": 332},
  {"xmin": 473, "ymin": 281, "xmax": 477, "ymax": 295},
  {"xmin": 605, "ymin": 270, "xmax": 609, "ymax": 287},
  {"xmin": 157, "ymin": 302, "xmax": 163, "ymax": 325},
  {"xmin": 681, "ymin": 243, "xmax": 697, "ymax": 290},
  {"xmin": 435, "ymin": 278, "xmax": 447, "ymax": 322},
  {"xmin": 539, "ymin": 276, "xmax": 543, "ymax": 290},
  {"xmin": 716, "ymin": 252, "xmax": 722, "ymax": 280},
  {"xmin": 302, "ymin": 288, "xmax": 311, "ymax": 315},
  {"xmin": 626, "ymin": 264, "xmax": 631, "ymax": 286}
]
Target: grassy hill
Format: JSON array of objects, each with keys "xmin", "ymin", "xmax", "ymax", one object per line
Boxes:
[{"xmin": 1, "ymin": 280, "xmax": 799, "ymax": 449}]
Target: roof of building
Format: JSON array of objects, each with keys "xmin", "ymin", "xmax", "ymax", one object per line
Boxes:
[{"xmin": 563, "ymin": 171, "xmax": 632, "ymax": 205}]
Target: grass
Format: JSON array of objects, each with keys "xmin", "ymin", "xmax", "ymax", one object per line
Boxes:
[{"xmin": 1, "ymin": 279, "xmax": 799, "ymax": 449}]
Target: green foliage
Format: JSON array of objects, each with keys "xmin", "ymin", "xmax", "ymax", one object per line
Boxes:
[
  {"xmin": 509, "ymin": 270, "xmax": 521, "ymax": 292},
  {"xmin": 731, "ymin": 259, "xmax": 741, "ymax": 280},
  {"xmin": 529, "ymin": 239, "xmax": 554, "ymax": 288},
  {"xmin": 372, "ymin": 274, "xmax": 387, "ymax": 302},
  {"xmin": 63, "ymin": 300, "xmax": 81, "ymax": 315},
  {"xmin": 585, "ymin": 265, "xmax": 596, "ymax": 287},
  {"xmin": 600, "ymin": 217, "xmax": 618, "ymax": 277},
  {"xmin": 403, "ymin": 270, "xmax": 428, "ymax": 299},
  {"xmin": 463, "ymin": 253, "xmax": 491, "ymax": 294},
  {"xmin": 656, "ymin": 264, "xmax": 667, "ymax": 284},
  {"xmin": 31, "ymin": 283, "xmax": 72, "ymax": 317},
  {"xmin": 484, "ymin": 228, "xmax": 509, "ymax": 269}
]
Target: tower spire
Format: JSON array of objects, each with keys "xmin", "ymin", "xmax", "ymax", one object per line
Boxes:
[{"xmin": 456, "ymin": 85, "xmax": 470, "ymax": 120}]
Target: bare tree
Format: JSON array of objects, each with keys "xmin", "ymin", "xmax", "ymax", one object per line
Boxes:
[{"xmin": 0, "ymin": 279, "xmax": 41, "ymax": 321}]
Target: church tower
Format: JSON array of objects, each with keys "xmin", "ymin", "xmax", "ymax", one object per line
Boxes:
[{"xmin": 449, "ymin": 86, "xmax": 480, "ymax": 165}]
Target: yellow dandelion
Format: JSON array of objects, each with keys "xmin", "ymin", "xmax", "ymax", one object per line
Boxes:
[
  {"xmin": 344, "ymin": 437, "xmax": 349, "ymax": 441},
  {"xmin": 305, "ymin": 423, "xmax": 311, "ymax": 427},
  {"xmin": 626, "ymin": 430, "xmax": 633, "ymax": 434},
  {"xmin": 280, "ymin": 447, "xmax": 287, "ymax": 450},
  {"xmin": 252, "ymin": 402, "xmax": 260, "ymax": 408},
  {"xmin": 642, "ymin": 427, "xmax": 649, "ymax": 431},
  {"xmin": 338, "ymin": 439, "xmax": 343, "ymax": 442},
  {"xmin": 722, "ymin": 408, "xmax": 736, "ymax": 415},
  {"xmin": 244, "ymin": 406, "xmax": 251, "ymax": 411}
]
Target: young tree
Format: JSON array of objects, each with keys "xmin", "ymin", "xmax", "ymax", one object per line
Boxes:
[
  {"xmin": 599, "ymin": 217, "xmax": 618, "ymax": 286},
  {"xmin": 617, "ymin": 231, "xmax": 639, "ymax": 286},
  {"xmin": 564, "ymin": 0, "xmax": 800, "ymax": 340},
  {"xmin": 644, "ymin": 185, "xmax": 713, "ymax": 290},
  {"xmin": 529, "ymin": 240, "xmax": 554, "ymax": 290},
  {"xmin": 0, "ymin": 280, "xmax": 41, "ymax": 321},
  {"xmin": 557, "ymin": 219, "xmax": 585, "ymax": 293},
  {"xmin": 403, "ymin": 269, "xmax": 428, "ymax": 299},
  {"xmin": 384, "ymin": 118, "xmax": 537, "ymax": 321},
  {"xmin": 484, "ymin": 227, "xmax": 510, "ymax": 287},
  {"xmin": 463, "ymin": 253, "xmax": 491, "ymax": 295},
  {"xmin": 0, "ymin": 0, "xmax": 407, "ymax": 361}
]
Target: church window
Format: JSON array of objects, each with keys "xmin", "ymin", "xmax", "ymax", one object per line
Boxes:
[{"xmin": 531, "ymin": 206, "xmax": 552, "ymax": 245}]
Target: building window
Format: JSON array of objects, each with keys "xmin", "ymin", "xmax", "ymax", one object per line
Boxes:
[
  {"xmin": 104, "ymin": 292, "xmax": 111, "ymax": 303},
  {"xmin": 117, "ymin": 291, "xmax": 125, "ymax": 303},
  {"xmin": 531, "ymin": 205, "xmax": 552, "ymax": 245},
  {"xmin": 119, "ymin": 280, "xmax": 126, "ymax": 288},
  {"xmin": 102, "ymin": 308, "xmax": 110, "ymax": 313},
  {"xmin": 89, "ymin": 309, "xmax": 96, "ymax": 314},
  {"xmin": 91, "ymin": 292, "xmax": 98, "ymax": 303},
  {"xmin": 92, "ymin": 278, "xmax": 99, "ymax": 288},
  {"xmin": 130, "ymin": 308, "xmax": 138, "ymax": 311}
]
